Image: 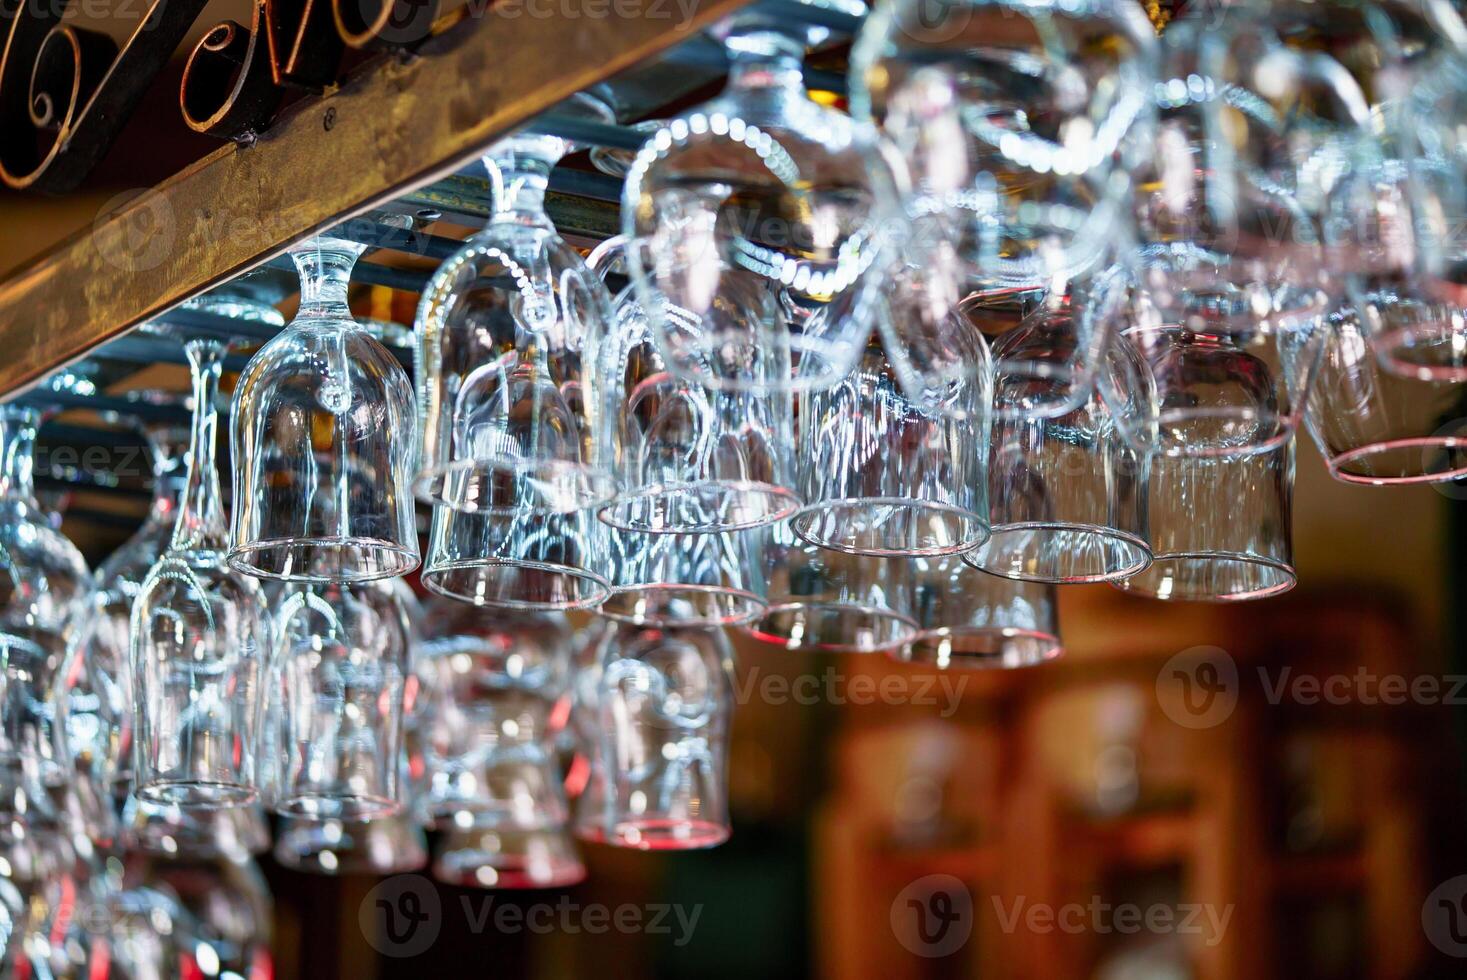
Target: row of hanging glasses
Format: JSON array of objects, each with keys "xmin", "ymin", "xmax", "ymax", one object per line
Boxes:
[{"xmin": 5, "ymin": 0, "xmax": 1467, "ymax": 970}]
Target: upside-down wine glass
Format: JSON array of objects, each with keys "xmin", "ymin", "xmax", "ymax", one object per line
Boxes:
[
  {"xmin": 588, "ymin": 235, "xmax": 777, "ymax": 627},
  {"xmin": 415, "ymin": 95, "xmax": 617, "ymax": 609},
  {"xmin": 622, "ymin": 0, "xmax": 903, "ymax": 394},
  {"xmin": 790, "ymin": 295, "xmax": 990, "ymax": 557},
  {"xmin": 0, "ymin": 403, "xmax": 96, "ymax": 978},
  {"xmin": 898, "ymin": 557, "xmax": 1062, "ymax": 669},
  {"xmin": 748, "ymin": 519, "xmax": 919, "ymax": 652},
  {"xmin": 230, "ymin": 224, "xmax": 420, "ymax": 583},
  {"xmin": 62, "ymin": 421, "xmax": 190, "ymax": 826},
  {"xmin": 415, "ymin": 599, "xmax": 584, "ymax": 887},
  {"xmin": 584, "ymin": 622, "xmax": 734, "ymax": 850},
  {"xmin": 131, "ymin": 338, "xmax": 270, "ymax": 809},
  {"xmin": 267, "ymin": 578, "xmax": 410, "ymax": 821},
  {"xmin": 849, "ymin": 0, "xmax": 1158, "ymax": 419}
]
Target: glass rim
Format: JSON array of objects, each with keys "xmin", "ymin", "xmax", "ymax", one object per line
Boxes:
[
  {"xmin": 1122, "ymin": 406, "xmax": 1301, "ymax": 459},
  {"xmin": 1325, "ymin": 435, "xmax": 1467, "ymax": 486},
  {"xmin": 226, "ymin": 538, "xmax": 420, "ymax": 584},
  {"xmin": 421, "ymin": 557, "xmax": 611, "ymax": 611},
  {"xmin": 1110, "ymin": 550, "xmax": 1296, "ymax": 602},
  {"xmin": 135, "ymin": 779, "xmax": 259, "ymax": 811},
  {"xmin": 599, "ymin": 584, "xmax": 768, "ymax": 629},
  {"xmin": 597, "ymin": 480, "xmax": 801, "ymax": 533},
  {"xmin": 898, "ymin": 625, "xmax": 1064, "ymax": 670},
  {"xmin": 414, "ymin": 455, "xmax": 617, "ymax": 514},
  {"xmin": 604, "ymin": 817, "xmax": 731, "ymax": 851},
  {"xmin": 745, "ymin": 601, "xmax": 919, "ymax": 653},
  {"xmin": 272, "ymin": 793, "xmax": 403, "ymax": 821},
  {"xmin": 789, "ymin": 497, "xmax": 990, "ymax": 557},
  {"xmin": 1368, "ymin": 323, "xmax": 1467, "ymax": 383},
  {"xmin": 965, "ymin": 522, "xmax": 1153, "ymax": 584}
]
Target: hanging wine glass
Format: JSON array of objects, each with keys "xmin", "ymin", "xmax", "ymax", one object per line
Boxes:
[
  {"xmin": 591, "ymin": 234, "xmax": 797, "ymax": 535},
  {"xmin": 149, "ymin": 853, "xmax": 274, "ymax": 978},
  {"xmin": 1112, "ymin": 438, "xmax": 1296, "ymax": 601},
  {"xmin": 0, "ymin": 401, "xmax": 99, "ymax": 951},
  {"xmin": 267, "ymin": 577, "xmax": 411, "ymax": 819},
  {"xmin": 59, "ymin": 421, "xmax": 190, "ymax": 827},
  {"xmin": 791, "ymin": 300, "xmax": 990, "ymax": 557},
  {"xmin": 1261, "ymin": 0, "xmax": 1467, "ymax": 381},
  {"xmin": 0, "ymin": 404, "xmax": 90, "ymax": 785},
  {"xmin": 1304, "ymin": 301, "xmax": 1467, "ymax": 484},
  {"xmin": 587, "ymin": 235, "xmax": 776, "ymax": 627},
  {"xmin": 967, "ymin": 328, "xmax": 1153, "ymax": 584},
  {"xmin": 748, "ymin": 519, "xmax": 918, "ymax": 653},
  {"xmin": 415, "ymin": 598, "xmax": 584, "ymax": 887},
  {"xmin": 622, "ymin": 0, "xmax": 904, "ymax": 394},
  {"xmin": 585, "ymin": 622, "xmax": 734, "ymax": 850},
  {"xmin": 899, "ymin": 556, "xmax": 1062, "ymax": 669},
  {"xmin": 274, "ymin": 813, "xmax": 428, "ymax": 875},
  {"xmin": 229, "ymin": 221, "xmax": 420, "ymax": 583},
  {"xmin": 849, "ymin": 0, "xmax": 1158, "ymax": 418},
  {"xmin": 131, "ymin": 339, "xmax": 270, "ymax": 809},
  {"xmin": 415, "ymin": 94, "xmax": 618, "ymax": 609}
]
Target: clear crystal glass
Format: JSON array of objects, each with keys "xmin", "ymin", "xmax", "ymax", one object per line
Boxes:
[
  {"xmin": 591, "ymin": 234, "xmax": 798, "ymax": 534},
  {"xmin": 967, "ymin": 331, "xmax": 1152, "ymax": 583},
  {"xmin": 131, "ymin": 339, "xmax": 270, "ymax": 808},
  {"xmin": 415, "ymin": 97, "xmax": 617, "ymax": 609},
  {"xmin": 583, "ymin": 622, "xmax": 733, "ymax": 850},
  {"xmin": 587, "ymin": 236, "xmax": 775, "ymax": 627},
  {"xmin": 850, "ymin": 0, "xmax": 1157, "ymax": 416},
  {"xmin": 622, "ymin": 2, "xmax": 902, "ymax": 394},
  {"xmin": 274, "ymin": 813, "xmax": 427, "ymax": 875},
  {"xmin": 1304, "ymin": 300, "xmax": 1467, "ymax": 484},
  {"xmin": 1112, "ymin": 439, "xmax": 1295, "ymax": 601},
  {"xmin": 415, "ymin": 598, "xmax": 584, "ymax": 886},
  {"xmin": 229, "ymin": 230, "xmax": 420, "ymax": 583},
  {"xmin": 1109, "ymin": 245, "xmax": 1329, "ymax": 458},
  {"xmin": 748, "ymin": 520, "xmax": 917, "ymax": 652},
  {"xmin": 267, "ymin": 578, "xmax": 411, "ymax": 819},
  {"xmin": 61, "ymin": 422, "xmax": 189, "ymax": 823},
  {"xmin": 0, "ymin": 405, "xmax": 90, "ymax": 757},
  {"xmin": 899, "ymin": 556, "xmax": 1061, "ymax": 669},
  {"xmin": 791, "ymin": 316, "xmax": 990, "ymax": 557}
]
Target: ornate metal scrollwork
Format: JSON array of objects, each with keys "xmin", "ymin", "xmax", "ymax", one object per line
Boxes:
[
  {"xmin": 1, "ymin": 0, "xmax": 445, "ymax": 190},
  {"xmin": 0, "ymin": 0, "xmax": 212, "ymax": 192}
]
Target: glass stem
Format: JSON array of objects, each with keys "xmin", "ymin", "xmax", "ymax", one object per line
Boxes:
[
  {"xmin": 723, "ymin": 32, "xmax": 807, "ymax": 92},
  {"xmin": 291, "ymin": 237, "xmax": 367, "ymax": 541},
  {"xmin": 0, "ymin": 405, "xmax": 40, "ymax": 504},
  {"xmin": 143, "ymin": 424, "xmax": 190, "ymax": 530},
  {"xmin": 173, "ymin": 339, "xmax": 229, "ymax": 552}
]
